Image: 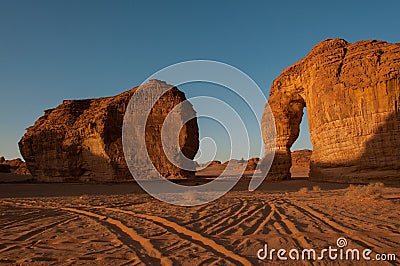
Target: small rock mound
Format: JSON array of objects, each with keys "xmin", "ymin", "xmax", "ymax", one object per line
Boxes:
[{"xmin": 0, "ymin": 157, "xmax": 31, "ymax": 175}]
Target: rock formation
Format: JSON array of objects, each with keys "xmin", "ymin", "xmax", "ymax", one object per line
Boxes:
[
  {"xmin": 262, "ymin": 39, "xmax": 400, "ymax": 183},
  {"xmin": 222, "ymin": 159, "xmax": 246, "ymax": 166},
  {"xmin": 245, "ymin": 157, "xmax": 260, "ymax": 171},
  {"xmin": 19, "ymin": 80, "xmax": 199, "ymax": 182},
  {"xmin": 14, "ymin": 163, "xmax": 31, "ymax": 175},
  {"xmin": 0, "ymin": 158, "xmax": 30, "ymax": 175},
  {"xmin": 291, "ymin": 150, "xmax": 312, "ymax": 169},
  {"xmin": 196, "ymin": 158, "xmax": 259, "ymax": 177},
  {"xmin": 290, "ymin": 150, "xmax": 311, "ymax": 177},
  {"xmin": 208, "ymin": 160, "xmax": 222, "ymax": 166}
]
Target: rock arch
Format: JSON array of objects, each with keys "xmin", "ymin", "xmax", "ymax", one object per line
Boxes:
[{"xmin": 262, "ymin": 39, "xmax": 400, "ymax": 183}]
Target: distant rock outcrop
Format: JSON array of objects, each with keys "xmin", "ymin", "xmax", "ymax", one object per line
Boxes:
[
  {"xmin": 196, "ymin": 158, "xmax": 259, "ymax": 177},
  {"xmin": 291, "ymin": 150, "xmax": 312, "ymax": 169},
  {"xmin": 290, "ymin": 150, "xmax": 312, "ymax": 177},
  {"xmin": 222, "ymin": 159, "xmax": 246, "ymax": 166},
  {"xmin": 209, "ymin": 160, "xmax": 222, "ymax": 166},
  {"xmin": 0, "ymin": 158, "xmax": 30, "ymax": 175},
  {"xmin": 262, "ymin": 39, "xmax": 400, "ymax": 183},
  {"xmin": 19, "ymin": 80, "xmax": 199, "ymax": 182},
  {"xmin": 245, "ymin": 157, "xmax": 260, "ymax": 171}
]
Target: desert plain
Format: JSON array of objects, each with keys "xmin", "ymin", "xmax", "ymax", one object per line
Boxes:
[{"xmin": 0, "ymin": 173, "xmax": 399, "ymax": 265}]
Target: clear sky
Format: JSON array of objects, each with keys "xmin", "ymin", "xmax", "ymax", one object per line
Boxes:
[{"xmin": 1, "ymin": 0, "xmax": 400, "ymax": 162}]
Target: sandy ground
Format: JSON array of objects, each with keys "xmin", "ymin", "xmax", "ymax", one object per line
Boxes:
[{"xmin": 0, "ymin": 175, "xmax": 399, "ymax": 265}]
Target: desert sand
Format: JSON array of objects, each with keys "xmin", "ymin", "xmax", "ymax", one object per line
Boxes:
[{"xmin": 1, "ymin": 176, "xmax": 399, "ymax": 265}]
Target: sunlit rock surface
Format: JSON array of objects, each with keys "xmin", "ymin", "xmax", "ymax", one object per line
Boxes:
[{"xmin": 262, "ymin": 39, "xmax": 400, "ymax": 183}]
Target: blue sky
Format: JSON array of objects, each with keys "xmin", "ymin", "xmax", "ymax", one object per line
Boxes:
[{"xmin": 1, "ymin": 0, "xmax": 400, "ymax": 162}]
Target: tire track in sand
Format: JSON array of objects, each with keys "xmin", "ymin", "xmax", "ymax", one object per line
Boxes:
[
  {"xmin": 274, "ymin": 206, "xmax": 311, "ymax": 249},
  {"xmin": 1, "ymin": 211, "xmax": 64, "ymax": 231},
  {"xmin": 62, "ymin": 207, "xmax": 173, "ymax": 266},
  {"xmin": 249, "ymin": 201, "xmax": 276, "ymax": 235},
  {"xmin": 203, "ymin": 200, "xmax": 249, "ymax": 235},
  {"xmin": 208, "ymin": 201, "xmax": 265, "ymax": 236},
  {"xmin": 181, "ymin": 201, "xmax": 241, "ymax": 227},
  {"xmin": 104, "ymin": 207, "xmax": 252, "ymax": 266},
  {"xmin": 0, "ymin": 215, "xmax": 79, "ymax": 253},
  {"xmin": 232, "ymin": 201, "xmax": 277, "ymax": 252},
  {"xmin": 273, "ymin": 205, "xmax": 318, "ymax": 266},
  {"xmin": 280, "ymin": 199, "xmax": 390, "ymax": 251},
  {"xmin": 0, "ymin": 210, "xmax": 42, "ymax": 228}
]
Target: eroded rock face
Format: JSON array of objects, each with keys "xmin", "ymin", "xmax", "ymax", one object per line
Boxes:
[
  {"xmin": 19, "ymin": 80, "xmax": 199, "ymax": 182},
  {"xmin": 262, "ymin": 39, "xmax": 400, "ymax": 183}
]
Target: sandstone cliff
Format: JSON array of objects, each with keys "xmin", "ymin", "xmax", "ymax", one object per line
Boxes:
[
  {"xmin": 262, "ymin": 39, "xmax": 400, "ymax": 183},
  {"xmin": 19, "ymin": 80, "xmax": 199, "ymax": 182}
]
